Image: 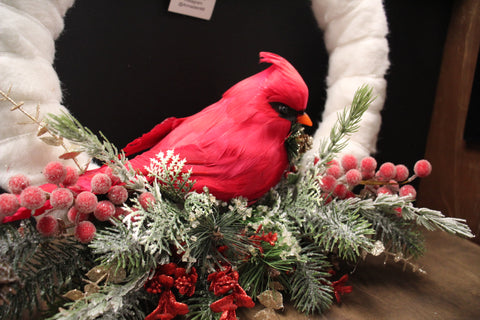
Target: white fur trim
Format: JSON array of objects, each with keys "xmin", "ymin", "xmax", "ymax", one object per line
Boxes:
[
  {"xmin": 0, "ymin": 0, "xmax": 92, "ymax": 190},
  {"xmin": 307, "ymin": 0, "xmax": 390, "ymax": 164}
]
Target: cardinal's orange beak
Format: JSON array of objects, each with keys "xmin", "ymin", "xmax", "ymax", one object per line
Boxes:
[{"xmin": 297, "ymin": 113, "xmax": 313, "ymax": 126}]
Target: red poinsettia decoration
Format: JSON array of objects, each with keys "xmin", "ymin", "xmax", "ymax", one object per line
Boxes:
[
  {"xmin": 208, "ymin": 265, "xmax": 255, "ymax": 319},
  {"xmin": 249, "ymin": 224, "xmax": 278, "ymax": 254},
  {"xmin": 144, "ymin": 263, "xmax": 198, "ymax": 320}
]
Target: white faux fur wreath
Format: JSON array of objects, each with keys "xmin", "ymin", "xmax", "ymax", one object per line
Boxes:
[{"xmin": 0, "ymin": 0, "xmax": 389, "ymax": 190}]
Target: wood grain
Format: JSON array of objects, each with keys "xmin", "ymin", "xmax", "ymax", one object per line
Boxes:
[
  {"xmin": 416, "ymin": 0, "xmax": 480, "ymax": 242},
  {"xmin": 239, "ymin": 231, "xmax": 480, "ymax": 320}
]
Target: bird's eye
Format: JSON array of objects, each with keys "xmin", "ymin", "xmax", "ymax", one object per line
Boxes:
[
  {"xmin": 270, "ymin": 102, "xmax": 297, "ymax": 122},
  {"xmin": 277, "ymin": 104, "xmax": 289, "ymax": 115}
]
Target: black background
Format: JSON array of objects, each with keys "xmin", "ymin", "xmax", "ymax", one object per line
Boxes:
[{"xmin": 54, "ymin": 0, "xmax": 454, "ymax": 169}]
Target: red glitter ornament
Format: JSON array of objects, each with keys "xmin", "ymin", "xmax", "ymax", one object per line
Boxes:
[{"xmin": 93, "ymin": 200, "xmax": 116, "ymax": 221}]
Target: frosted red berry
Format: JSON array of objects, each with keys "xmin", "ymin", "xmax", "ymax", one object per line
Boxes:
[
  {"xmin": 67, "ymin": 206, "xmax": 89, "ymax": 223},
  {"xmin": 62, "ymin": 166, "xmax": 79, "ymax": 187},
  {"xmin": 139, "ymin": 192, "xmax": 156, "ymax": 210},
  {"xmin": 394, "ymin": 164, "xmax": 409, "ymax": 182},
  {"xmin": 414, "ymin": 159, "xmax": 432, "ymax": 178},
  {"xmin": 43, "ymin": 161, "xmax": 67, "ymax": 185},
  {"xmin": 360, "ymin": 156, "xmax": 377, "ymax": 173},
  {"xmin": 8, "ymin": 174, "xmax": 30, "ymax": 194},
  {"xmin": 378, "ymin": 162, "xmax": 396, "ymax": 180},
  {"xmin": 107, "ymin": 186, "xmax": 128, "ymax": 205},
  {"xmin": 320, "ymin": 175, "xmax": 337, "ymax": 193},
  {"xmin": 362, "ymin": 170, "xmax": 375, "ymax": 180},
  {"xmin": 104, "ymin": 166, "xmax": 121, "ymax": 185},
  {"xmin": 333, "ymin": 183, "xmax": 348, "ymax": 199},
  {"xmin": 94, "ymin": 200, "xmax": 115, "ymax": 221},
  {"xmin": 36, "ymin": 215, "xmax": 58, "ymax": 237},
  {"xmin": 75, "ymin": 191, "xmax": 98, "ymax": 213},
  {"xmin": 91, "ymin": 173, "xmax": 112, "ymax": 194},
  {"xmin": 75, "ymin": 221, "xmax": 96, "ymax": 243},
  {"xmin": 341, "ymin": 154, "xmax": 358, "ymax": 171},
  {"xmin": 326, "ymin": 165, "xmax": 342, "ymax": 179},
  {"xmin": 399, "ymin": 185, "xmax": 417, "ymax": 199},
  {"xmin": 377, "ymin": 186, "xmax": 393, "ymax": 195},
  {"xmin": 20, "ymin": 186, "xmax": 46, "ymax": 210},
  {"xmin": 0, "ymin": 193, "xmax": 20, "ymax": 216},
  {"xmin": 113, "ymin": 206, "xmax": 128, "ymax": 219},
  {"xmin": 50, "ymin": 188, "xmax": 74, "ymax": 209},
  {"xmin": 345, "ymin": 169, "xmax": 362, "ymax": 186}
]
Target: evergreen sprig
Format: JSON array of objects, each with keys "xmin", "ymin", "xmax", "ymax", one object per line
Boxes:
[
  {"xmin": 45, "ymin": 112, "xmax": 144, "ymax": 190},
  {"xmin": 289, "ymin": 244, "xmax": 333, "ymax": 315},
  {"xmin": 47, "ymin": 275, "xmax": 151, "ymax": 320},
  {"xmin": 318, "ymin": 85, "xmax": 375, "ymax": 165},
  {"xmin": 0, "ymin": 220, "xmax": 92, "ymax": 320}
]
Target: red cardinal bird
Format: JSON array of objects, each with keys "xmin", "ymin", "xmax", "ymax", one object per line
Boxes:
[
  {"xmin": 119, "ymin": 51, "xmax": 311, "ymax": 201},
  {"xmin": 5, "ymin": 52, "xmax": 311, "ymax": 222}
]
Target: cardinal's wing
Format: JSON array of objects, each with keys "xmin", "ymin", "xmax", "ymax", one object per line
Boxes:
[{"xmin": 122, "ymin": 117, "xmax": 185, "ymax": 156}]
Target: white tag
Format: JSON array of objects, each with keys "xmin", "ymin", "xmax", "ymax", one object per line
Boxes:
[{"xmin": 168, "ymin": 0, "xmax": 216, "ymax": 21}]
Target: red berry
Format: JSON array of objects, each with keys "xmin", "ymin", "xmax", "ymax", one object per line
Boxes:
[
  {"xmin": 376, "ymin": 186, "xmax": 392, "ymax": 195},
  {"xmin": 107, "ymin": 186, "xmax": 128, "ymax": 205},
  {"xmin": 414, "ymin": 160, "xmax": 432, "ymax": 178},
  {"xmin": 360, "ymin": 156, "xmax": 377, "ymax": 172},
  {"xmin": 91, "ymin": 173, "xmax": 112, "ymax": 194},
  {"xmin": 113, "ymin": 206, "xmax": 128, "ymax": 219},
  {"xmin": 0, "ymin": 193, "xmax": 20, "ymax": 216},
  {"xmin": 362, "ymin": 170, "xmax": 375, "ymax": 180},
  {"xmin": 36, "ymin": 215, "xmax": 58, "ymax": 237},
  {"xmin": 378, "ymin": 162, "xmax": 396, "ymax": 180},
  {"xmin": 399, "ymin": 185, "xmax": 417, "ymax": 199},
  {"xmin": 75, "ymin": 221, "xmax": 96, "ymax": 243},
  {"xmin": 62, "ymin": 166, "xmax": 79, "ymax": 187},
  {"xmin": 139, "ymin": 192, "xmax": 155, "ymax": 210},
  {"xmin": 20, "ymin": 186, "xmax": 46, "ymax": 210},
  {"xmin": 320, "ymin": 175, "xmax": 337, "ymax": 193},
  {"xmin": 326, "ymin": 165, "xmax": 342, "ymax": 179},
  {"xmin": 104, "ymin": 166, "xmax": 121, "ymax": 184},
  {"xmin": 44, "ymin": 161, "xmax": 67, "ymax": 185},
  {"xmin": 8, "ymin": 174, "xmax": 30, "ymax": 194},
  {"xmin": 67, "ymin": 206, "xmax": 89, "ymax": 223},
  {"xmin": 394, "ymin": 164, "xmax": 409, "ymax": 182},
  {"xmin": 333, "ymin": 183, "xmax": 348, "ymax": 199},
  {"xmin": 94, "ymin": 200, "xmax": 115, "ymax": 221},
  {"xmin": 345, "ymin": 169, "xmax": 362, "ymax": 186},
  {"xmin": 341, "ymin": 154, "xmax": 358, "ymax": 171},
  {"xmin": 75, "ymin": 191, "xmax": 98, "ymax": 213},
  {"xmin": 50, "ymin": 188, "xmax": 74, "ymax": 209}
]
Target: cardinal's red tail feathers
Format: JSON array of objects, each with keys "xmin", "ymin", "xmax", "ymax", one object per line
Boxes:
[{"xmin": 122, "ymin": 117, "xmax": 185, "ymax": 157}]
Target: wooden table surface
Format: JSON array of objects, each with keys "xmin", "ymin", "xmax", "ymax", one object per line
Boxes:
[{"xmin": 239, "ymin": 231, "xmax": 480, "ymax": 320}]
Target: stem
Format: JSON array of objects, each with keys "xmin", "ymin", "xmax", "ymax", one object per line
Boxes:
[{"xmin": 0, "ymin": 88, "xmax": 83, "ymax": 172}]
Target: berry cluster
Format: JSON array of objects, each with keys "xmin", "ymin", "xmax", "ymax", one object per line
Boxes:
[
  {"xmin": 0, "ymin": 161, "xmax": 130, "ymax": 243},
  {"xmin": 318, "ymin": 155, "xmax": 432, "ymax": 201}
]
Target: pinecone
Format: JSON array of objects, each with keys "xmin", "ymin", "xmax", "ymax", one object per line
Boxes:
[{"xmin": 0, "ymin": 258, "xmax": 20, "ymax": 306}]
